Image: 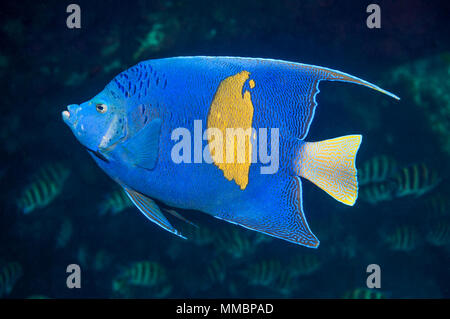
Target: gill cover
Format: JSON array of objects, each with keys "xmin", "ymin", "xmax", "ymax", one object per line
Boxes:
[{"xmin": 98, "ymin": 114, "xmax": 127, "ymax": 151}]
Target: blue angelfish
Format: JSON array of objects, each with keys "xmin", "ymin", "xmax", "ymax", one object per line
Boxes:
[{"xmin": 62, "ymin": 56, "xmax": 399, "ymax": 248}]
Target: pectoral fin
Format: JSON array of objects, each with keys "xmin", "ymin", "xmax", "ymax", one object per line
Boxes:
[
  {"xmin": 121, "ymin": 118, "xmax": 162, "ymax": 170},
  {"xmin": 123, "ymin": 187, "xmax": 186, "ymax": 239}
]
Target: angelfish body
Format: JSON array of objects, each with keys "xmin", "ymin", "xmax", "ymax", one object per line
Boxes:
[{"xmin": 63, "ymin": 56, "xmax": 399, "ymax": 248}]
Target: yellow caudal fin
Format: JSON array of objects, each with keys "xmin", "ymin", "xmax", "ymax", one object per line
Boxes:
[{"xmin": 294, "ymin": 135, "xmax": 362, "ymax": 206}]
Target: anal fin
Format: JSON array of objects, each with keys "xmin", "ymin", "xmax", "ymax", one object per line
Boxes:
[
  {"xmin": 123, "ymin": 187, "xmax": 186, "ymax": 239},
  {"xmin": 215, "ymin": 176, "xmax": 319, "ymax": 248}
]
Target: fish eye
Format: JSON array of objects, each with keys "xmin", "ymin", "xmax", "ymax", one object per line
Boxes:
[{"xmin": 96, "ymin": 103, "xmax": 107, "ymax": 114}]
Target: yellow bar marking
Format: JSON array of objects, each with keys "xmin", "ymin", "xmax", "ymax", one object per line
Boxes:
[{"xmin": 207, "ymin": 71, "xmax": 255, "ymax": 190}]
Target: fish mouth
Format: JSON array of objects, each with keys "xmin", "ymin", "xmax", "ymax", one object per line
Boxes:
[
  {"xmin": 61, "ymin": 104, "xmax": 78, "ymax": 128},
  {"xmin": 62, "ymin": 110, "xmax": 70, "ymax": 119},
  {"xmin": 62, "ymin": 110, "xmax": 71, "ymax": 122},
  {"xmin": 62, "ymin": 109, "xmax": 78, "ymax": 127},
  {"xmin": 61, "ymin": 110, "xmax": 73, "ymax": 124}
]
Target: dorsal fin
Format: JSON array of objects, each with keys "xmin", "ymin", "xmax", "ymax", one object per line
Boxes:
[
  {"xmin": 254, "ymin": 59, "xmax": 399, "ymax": 140},
  {"xmin": 195, "ymin": 56, "xmax": 400, "ymax": 140}
]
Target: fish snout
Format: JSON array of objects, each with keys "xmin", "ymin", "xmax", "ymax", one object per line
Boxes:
[
  {"xmin": 62, "ymin": 110, "xmax": 70, "ymax": 121},
  {"xmin": 62, "ymin": 104, "xmax": 79, "ymax": 126}
]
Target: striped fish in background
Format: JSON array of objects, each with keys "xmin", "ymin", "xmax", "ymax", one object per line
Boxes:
[
  {"xmin": 359, "ymin": 180, "xmax": 397, "ymax": 204},
  {"xmin": 383, "ymin": 225, "xmax": 421, "ymax": 252},
  {"xmin": 112, "ymin": 261, "xmax": 170, "ymax": 298},
  {"xmin": 271, "ymin": 270, "xmax": 298, "ymax": 296},
  {"xmin": 113, "ymin": 261, "xmax": 167, "ymax": 288},
  {"xmin": 393, "ymin": 163, "xmax": 441, "ymax": 198},
  {"xmin": 358, "ymin": 155, "xmax": 398, "ymax": 186},
  {"xmin": 359, "ymin": 159, "xmax": 443, "ymax": 204},
  {"xmin": 426, "ymin": 193, "xmax": 450, "ymax": 218},
  {"xmin": 16, "ymin": 163, "xmax": 70, "ymax": 214},
  {"xmin": 242, "ymin": 259, "xmax": 282, "ymax": 287},
  {"xmin": 0, "ymin": 262, "xmax": 23, "ymax": 298},
  {"xmin": 343, "ymin": 288, "xmax": 386, "ymax": 299},
  {"xmin": 98, "ymin": 188, "xmax": 133, "ymax": 215},
  {"xmin": 426, "ymin": 221, "xmax": 450, "ymax": 247},
  {"xmin": 215, "ymin": 227, "xmax": 256, "ymax": 259},
  {"xmin": 289, "ymin": 254, "xmax": 322, "ymax": 277},
  {"xmin": 205, "ymin": 256, "xmax": 227, "ymax": 286}
]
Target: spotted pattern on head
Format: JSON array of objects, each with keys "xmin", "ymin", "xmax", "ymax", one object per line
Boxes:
[
  {"xmin": 112, "ymin": 62, "xmax": 168, "ymax": 100},
  {"xmin": 103, "ymin": 62, "xmax": 166, "ymax": 148}
]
